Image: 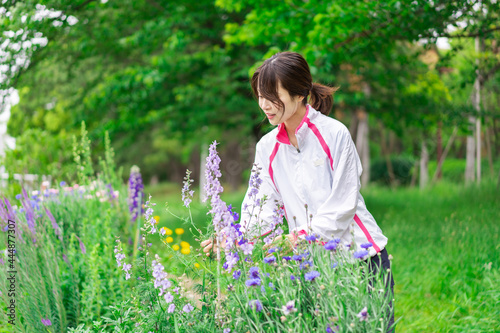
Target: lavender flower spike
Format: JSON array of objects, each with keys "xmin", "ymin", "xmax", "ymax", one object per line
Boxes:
[
  {"xmin": 181, "ymin": 169, "xmax": 195, "ymax": 208},
  {"xmin": 127, "ymin": 165, "xmax": 144, "ymax": 223}
]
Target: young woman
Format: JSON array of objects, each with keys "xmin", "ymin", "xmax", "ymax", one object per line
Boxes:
[{"xmin": 203, "ymin": 51, "xmax": 394, "ymax": 331}]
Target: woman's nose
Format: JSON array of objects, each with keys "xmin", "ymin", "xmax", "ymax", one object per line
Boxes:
[{"xmin": 260, "ymin": 98, "xmax": 271, "ymax": 110}]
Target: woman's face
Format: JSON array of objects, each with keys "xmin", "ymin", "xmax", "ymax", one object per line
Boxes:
[{"xmin": 258, "ymin": 82, "xmax": 304, "ymax": 126}]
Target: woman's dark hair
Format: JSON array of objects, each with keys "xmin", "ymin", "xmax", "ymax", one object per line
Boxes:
[{"xmin": 251, "ymin": 52, "xmax": 337, "ymax": 115}]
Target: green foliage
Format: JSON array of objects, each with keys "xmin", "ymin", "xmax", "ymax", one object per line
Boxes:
[
  {"xmin": 370, "ymin": 156, "xmax": 415, "ymax": 186},
  {"xmin": 1, "ymin": 128, "xmax": 74, "ymax": 182}
]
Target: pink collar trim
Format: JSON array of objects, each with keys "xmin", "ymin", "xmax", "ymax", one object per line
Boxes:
[{"xmin": 276, "ymin": 105, "xmax": 310, "ymax": 145}]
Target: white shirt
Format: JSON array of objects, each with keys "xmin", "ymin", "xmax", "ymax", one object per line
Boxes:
[{"xmin": 240, "ymin": 105, "xmax": 387, "ymax": 257}]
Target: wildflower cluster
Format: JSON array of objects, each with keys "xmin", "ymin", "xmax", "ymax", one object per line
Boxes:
[
  {"xmin": 181, "ymin": 169, "xmax": 194, "ymax": 208},
  {"xmin": 152, "ymin": 255, "xmax": 172, "ymax": 298},
  {"xmin": 114, "ymin": 239, "xmax": 132, "ymax": 280},
  {"xmin": 143, "ymin": 195, "xmax": 157, "ymax": 234}
]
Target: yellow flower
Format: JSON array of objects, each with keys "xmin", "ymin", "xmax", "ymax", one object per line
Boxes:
[
  {"xmin": 181, "ymin": 247, "xmax": 190, "ymax": 255},
  {"xmin": 153, "ymin": 216, "xmax": 160, "ymax": 224},
  {"xmin": 172, "ymin": 244, "xmax": 180, "ymax": 251},
  {"xmin": 161, "ymin": 227, "xmax": 173, "ymax": 236},
  {"xmin": 194, "ymin": 263, "xmax": 200, "ymax": 268},
  {"xmin": 175, "ymin": 228, "xmax": 184, "ymax": 235},
  {"xmin": 166, "ymin": 236, "xmax": 173, "ymax": 243},
  {"xmin": 180, "ymin": 241, "xmax": 190, "ymax": 248}
]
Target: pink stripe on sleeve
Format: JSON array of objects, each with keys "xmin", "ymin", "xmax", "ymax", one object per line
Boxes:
[
  {"xmin": 305, "ymin": 119, "xmax": 334, "ymax": 170},
  {"xmin": 354, "ymin": 214, "xmax": 381, "ymax": 252}
]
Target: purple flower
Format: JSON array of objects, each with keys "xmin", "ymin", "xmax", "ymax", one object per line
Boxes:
[
  {"xmin": 281, "ymin": 300, "xmax": 297, "ymax": 315},
  {"xmin": 245, "ymin": 278, "xmax": 261, "ymax": 287},
  {"xmin": 324, "ymin": 238, "xmax": 341, "ymax": 251},
  {"xmin": 331, "ymin": 262, "xmax": 338, "ymax": 269},
  {"xmin": 183, "ymin": 303, "xmax": 194, "ymax": 313},
  {"xmin": 267, "ymin": 247, "xmax": 279, "ymax": 254},
  {"xmin": 75, "ymin": 235, "xmax": 86, "ymax": 254},
  {"xmin": 224, "ymin": 251, "xmax": 240, "ymax": 272},
  {"xmin": 292, "ymin": 254, "xmax": 303, "ymax": 262},
  {"xmin": 360, "ymin": 242, "xmax": 373, "ymax": 249},
  {"xmin": 240, "ymin": 242, "xmax": 254, "ymax": 255},
  {"xmin": 299, "ymin": 260, "xmax": 313, "ymax": 271},
  {"xmin": 290, "ymin": 275, "xmax": 297, "ymax": 281},
  {"xmin": 164, "ymin": 292, "xmax": 174, "ymax": 303},
  {"xmin": 283, "ymin": 256, "xmax": 292, "ymax": 261},
  {"xmin": 60, "ymin": 181, "xmax": 66, "ymax": 186},
  {"xmin": 127, "ymin": 165, "xmax": 144, "ymax": 223},
  {"xmin": 248, "ymin": 299, "xmax": 263, "ymax": 312},
  {"xmin": 263, "ymin": 255, "xmax": 276, "ymax": 264},
  {"xmin": 233, "ymin": 269, "xmax": 241, "ymax": 280},
  {"xmin": 15, "ymin": 194, "xmax": 22, "ymax": 200},
  {"xmin": 326, "ymin": 323, "xmax": 339, "ymax": 333},
  {"xmin": 168, "ymin": 304, "xmax": 175, "ymax": 313},
  {"xmin": 228, "ymin": 204, "xmax": 239, "ymax": 221},
  {"xmin": 269, "ymin": 282, "xmax": 275, "ymax": 290},
  {"xmin": 304, "ymin": 270, "xmax": 320, "ymax": 282},
  {"xmin": 305, "ymin": 234, "xmax": 317, "ymax": 242},
  {"xmin": 44, "ymin": 206, "xmax": 61, "ymax": 240},
  {"xmin": 41, "ymin": 318, "xmax": 52, "ymax": 326},
  {"xmin": 122, "ymin": 263, "xmax": 132, "ymax": 280},
  {"xmin": 152, "ymin": 256, "xmax": 171, "ymax": 295},
  {"xmin": 249, "ymin": 266, "xmax": 260, "ymax": 279},
  {"xmin": 21, "ymin": 188, "xmax": 36, "ymax": 235},
  {"xmin": 353, "ymin": 250, "xmax": 369, "ymax": 260},
  {"xmin": 356, "ymin": 306, "xmax": 369, "ymax": 321},
  {"xmin": 181, "ymin": 169, "xmax": 194, "ymax": 208},
  {"xmin": 223, "ymin": 329, "xmax": 231, "ymax": 333}
]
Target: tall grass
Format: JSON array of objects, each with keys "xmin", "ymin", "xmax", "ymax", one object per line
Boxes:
[
  {"xmin": 0, "ymin": 125, "xmax": 132, "ymax": 332},
  {"xmin": 363, "ymin": 181, "xmax": 499, "ymax": 332}
]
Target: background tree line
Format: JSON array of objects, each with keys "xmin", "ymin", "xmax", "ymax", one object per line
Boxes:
[{"xmin": 1, "ymin": 0, "xmax": 499, "ymax": 189}]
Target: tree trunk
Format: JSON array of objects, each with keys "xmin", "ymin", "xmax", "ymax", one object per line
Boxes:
[
  {"xmin": 485, "ymin": 125, "xmax": 494, "ymax": 178},
  {"xmin": 420, "ymin": 141, "xmax": 429, "ymax": 189},
  {"xmin": 465, "ymin": 117, "xmax": 476, "ymax": 184},
  {"xmin": 356, "ymin": 82, "xmax": 371, "ymax": 187},
  {"xmin": 199, "ymin": 142, "xmax": 208, "ymax": 202},
  {"xmin": 432, "ymin": 127, "xmax": 458, "ymax": 183},
  {"xmin": 410, "ymin": 160, "xmax": 419, "ymax": 187},
  {"xmin": 356, "ymin": 109, "xmax": 370, "ymax": 187},
  {"xmin": 436, "ymin": 121, "xmax": 443, "ymax": 180},
  {"xmin": 475, "ymin": 36, "xmax": 482, "ymax": 183},
  {"xmin": 378, "ymin": 121, "xmax": 396, "ymax": 187}
]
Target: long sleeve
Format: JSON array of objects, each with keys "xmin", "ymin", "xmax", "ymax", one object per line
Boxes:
[
  {"xmin": 240, "ymin": 141, "xmax": 283, "ymax": 240},
  {"xmin": 305, "ymin": 128, "xmax": 362, "ymax": 239}
]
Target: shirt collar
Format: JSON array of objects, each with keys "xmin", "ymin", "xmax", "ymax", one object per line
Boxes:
[{"xmin": 276, "ymin": 104, "xmax": 311, "ymax": 145}]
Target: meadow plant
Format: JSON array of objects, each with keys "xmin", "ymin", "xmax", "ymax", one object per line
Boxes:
[
  {"xmin": 0, "ymin": 130, "xmax": 131, "ymax": 332},
  {"xmin": 128, "ymin": 165, "xmax": 144, "ymax": 223}
]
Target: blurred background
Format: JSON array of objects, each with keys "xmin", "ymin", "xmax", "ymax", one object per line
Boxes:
[
  {"xmin": 0, "ymin": 1, "xmax": 499, "ymax": 331},
  {"xmin": 1, "ymin": 0, "xmax": 499, "ymax": 192}
]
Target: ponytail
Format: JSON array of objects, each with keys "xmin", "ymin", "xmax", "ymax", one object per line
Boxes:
[{"xmin": 309, "ymin": 83, "xmax": 338, "ymax": 116}]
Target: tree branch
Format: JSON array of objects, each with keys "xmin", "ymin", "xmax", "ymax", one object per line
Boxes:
[
  {"xmin": 480, "ymin": 62, "xmax": 500, "ymax": 85},
  {"xmin": 436, "ymin": 26, "xmax": 500, "ymax": 39}
]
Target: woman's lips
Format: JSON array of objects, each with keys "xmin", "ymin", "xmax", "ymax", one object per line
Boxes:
[{"xmin": 265, "ymin": 113, "xmax": 275, "ymax": 120}]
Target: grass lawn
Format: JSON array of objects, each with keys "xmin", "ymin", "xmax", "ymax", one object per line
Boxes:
[{"xmin": 144, "ymin": 180, "xmax": 499, "ymax": 332}]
